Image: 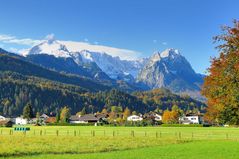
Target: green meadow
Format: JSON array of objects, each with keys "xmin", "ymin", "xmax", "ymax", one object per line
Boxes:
[{"xmin": 1, "ymin": 126, "xmax": 239, "ymax": 159}]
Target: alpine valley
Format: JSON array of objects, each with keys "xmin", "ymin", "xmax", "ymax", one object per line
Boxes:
[{"xmin": 0, "ymin": 38, "xmax": 206, "ymax": 116}]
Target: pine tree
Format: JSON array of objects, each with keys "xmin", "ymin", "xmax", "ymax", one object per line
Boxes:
[
  {"xmin": 81, "ymin": 107, "xmax": 86, "ymax": 115},
  {"xmin": 23, "ymin": 103, "xmax": 34, "ymax": 120},
  {"xmin": 36, "ymin": 112, "xmax": 40, "ymax": 124},
  {"xmin": 56, "ymin": 111, "xmax": 60, "ymax": 123}
]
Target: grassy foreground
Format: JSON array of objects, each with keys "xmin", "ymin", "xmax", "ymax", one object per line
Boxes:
[
  {"xmin": 0, "ymin": 126, "xmax": 239, "ymax": 159},
  {"xmin": 6, "ymin": 140, "xmax": 239, "ymax": 159}
]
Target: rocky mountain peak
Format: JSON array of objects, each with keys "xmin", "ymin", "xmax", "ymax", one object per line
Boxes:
[{"xmin": 137, "ymin": 49, "xmax": 203, "ymax": 99}]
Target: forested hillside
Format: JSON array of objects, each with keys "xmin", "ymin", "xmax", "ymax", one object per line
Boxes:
[
  {"xmin": 0, "ymin": 54, "xmax": 111, "ymax": 92},
  {"xmin": 0, "ymin": 52, "xmax": 206, "ymax": 117},
  {"xmin": 133, "ymin": 89, "xmax": 206, "ymax": 113}
]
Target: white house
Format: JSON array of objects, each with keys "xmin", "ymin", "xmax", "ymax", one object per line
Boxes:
[
  {"xmin": 154, "ymin": 114, "xmax": 162, "ymax": 121},
  {"xmin": 179, "ymin": 114, "xmax": 203, "ymax": 124},
  {"xmin": 127, "ymin": 115, "xmax": 143, "ymax": 122},
  {"xmin": 0, "ymin": 115, "xmax": 6, "ymax": 121},
  {"xmin": 15, "ymin": 117, "xmax": 28, "ymax": 125},
  {"xmin": 40, "ymin": 114, "xmax": 49, "ymax": 120}
]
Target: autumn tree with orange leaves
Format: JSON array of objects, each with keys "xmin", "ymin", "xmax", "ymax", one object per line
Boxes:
[
  {"xmin": 162, "ymin": 110, "xmax": 179, "ymax": 124},
  {"xmin": 202, "ymin": 20, "xmax": 239, "ymax": 125}
]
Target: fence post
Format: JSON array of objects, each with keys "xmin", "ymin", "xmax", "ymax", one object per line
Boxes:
[
  {"xmin": 93, "ymin": 130, "xmax": 95, "ymax": 137},
  {"xmin": 56, "ymin": 130, "xmax": 59, "ymax": 136},
  {"xmin": 74, "ymin": 130, "xmax": 76, "ymax": 136},
  {"xmin": 113, "ymin": 131, "xmax": 115, "ymax": 137},
  {"xmin": 40, "ymin": 130, "xmax": 42, "ymax": 136},
  {"xmin": 179, "ymin": 132, "xmax": 181, "ymax": 140},
  {"xmin": 160, "ymin": 131, "xmax": 162, "ymax": 138},
  {"xmin": 156, "ymin": 131, "xmax": 158, "ymax": 138}
]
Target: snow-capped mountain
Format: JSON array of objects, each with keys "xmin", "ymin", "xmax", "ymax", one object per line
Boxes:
[
  {"xmin": 27, "ymin": 39, "xmax": 71, "ymax": 58},
  {"xmin": 137, "ymin": 48, "xmax": 204, "ymax": 99},
  {"xmin": 23, "ymin": 39, "xmax": 204, "ymax": 100},
  {"xmin": 25, "ymin": 39, "xmax": 147, "ymax": 82},
  {"xmin": 75, "ymin": 50, "xmax": 147, "ymax": 80}
]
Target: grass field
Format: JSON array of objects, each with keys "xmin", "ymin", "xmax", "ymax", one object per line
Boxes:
[{"xmin": 1, "ymin": 126, "xmax": 239, "ymax": 159}]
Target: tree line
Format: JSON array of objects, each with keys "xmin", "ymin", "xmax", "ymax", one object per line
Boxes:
[{"xmin": 0, "ymin": 71, "xmax": 205, "ymax": 117}]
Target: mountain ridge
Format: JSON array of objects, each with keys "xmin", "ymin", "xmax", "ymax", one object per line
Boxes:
[{"xmin": 11, "ymin": 39, "xmax": 205, "ymax": 100}]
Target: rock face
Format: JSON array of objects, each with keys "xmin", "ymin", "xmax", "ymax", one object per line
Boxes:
[
  {"xmin": 137, "ymin": 49, "xmax": 204, "ymax": 97},
  {"xmin": 22, "ymin": 39, "xmax": 205, "ymax": 100}
]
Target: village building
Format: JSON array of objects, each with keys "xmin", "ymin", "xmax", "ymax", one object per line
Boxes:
[
  {"xmin": 0, "ymin": 115, "xmax": 6, "ymax": 121},
  {"xmin": 0, "ymin": 119, "xmax": 13, "ymax": 127},
  {"xmin": 69, "ymin": 115, "xmax": 81, "ymax": 124},
  {"xmin": 143, "ymin": 112, "xmax": 162, "ymax": 121},
  {"xmin": 127, "ymin": 115, "xmax": 143, "ymax": 122},
  {"xmin": 179, "ymin": 113, "xmax": 203, "ymax": 124},
  {"xmin": 40, "ymin": 114, "xmax": 49, "ymax": 120},
  {"xmin": 70, "ymin": 114, "xmax": 100, "ymax": 124},
  {"xmin": 45, "ymin": 117, "xmax": 56, "ymax": 124},
  {"xmin": 15, "ymin": 117, "xmax": 28, "ymax": 125},
  {"xmin": 69, "ymin": 113, "xmax": 109, "ymax": 124}
]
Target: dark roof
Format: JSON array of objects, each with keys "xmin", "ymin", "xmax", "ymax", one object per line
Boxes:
[
  {"xmin": 95, "ymin": 113, "xmax": 108, "ymax": 119},
  {"xmin": 70, "ymin": 115, "xmax": 80, "ymax": 121},
  {"xmin": 0, "ymin": 119, "xmax": 13, "ymax": 126},
  {"xmin": 185, "ymin": 113, "xmax": 201, "ymax": 117},
  {"xmin": 40, "ymin": 114, "xmax": 49, "ymax": 118},
  {"xmin": 79, "ymin": 114, "xmax": 99, "ymax": 122},
  {"xmin": 143, "ymin": 112, "xmax": 161, "ymax": 119}
]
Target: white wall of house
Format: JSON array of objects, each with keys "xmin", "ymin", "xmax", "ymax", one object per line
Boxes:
[
  {"xmin": 154, "ymin": 114, "xmax": 162, "ymax": 121},
  {"xmin": 15, "ymin": 117, "xmax": 28, "ymax": 125},
  {"xmin": 127, "ymin": 115, "xmax": 143, "ymax": 121},
  {"xmin": 70, "ymin": 120, "xmax": 88, "ymax": 124},
  {"xmin": 180, "ymin": 115, "xmax": 202, "ymax": 124},
  {"xmin": 0, "ymin": 115, "xmax": 6, "ymax": 121}
]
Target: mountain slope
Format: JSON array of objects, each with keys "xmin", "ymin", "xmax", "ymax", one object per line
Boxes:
[
  {"xmin": 0, "ymin": 48, "xmax": 205, "ymax": 117},
  {"xmin": 22, "ymin": 39, "xmax": 205, "ymax": 100},
  {"xmin": 24, "ymin": 39, "xmax": 147, "ymax": 82},
  {"xmin": 26, "ymin": 40, "xmax": 112, "ymax": 82},
  {"xmin": 26, "ymin": 54, "xmax": 112, "ymax": 82},
  {"xmin": 137, "ymin": 49, "xmax": 204, "ymax": 100},
  {"xmin": 133, "ymin": 88, "xmax": 206, "ymax": 113},
  {"xmin": 77, "ymin": 50, "xmax": 147, "ymax": 81},
  {"xmin": 0, "ymin": 53, "xmax": 111, "ymax": 92}
]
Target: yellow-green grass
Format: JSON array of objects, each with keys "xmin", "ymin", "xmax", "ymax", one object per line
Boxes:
[
  {"xmin": 6, "ymin": 140, "xmax": 239, "ymax": 159},
  {"xmin": 0, "ymin": 126, "xmax": 239, "ymax": 158}
]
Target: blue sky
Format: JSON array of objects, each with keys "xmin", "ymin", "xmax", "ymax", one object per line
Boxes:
[{"xmin": 0, "ymin": 0, "xmax": 238, "ymax": 74}]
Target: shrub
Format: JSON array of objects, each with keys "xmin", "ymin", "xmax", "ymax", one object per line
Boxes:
[{"xmin": 161, "ymin": 124, "xmax": 204, "ymax": 127}]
